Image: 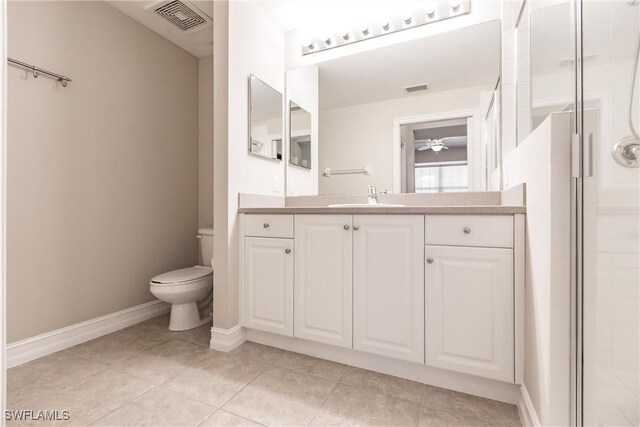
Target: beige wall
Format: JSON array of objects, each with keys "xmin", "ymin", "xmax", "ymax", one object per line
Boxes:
[
  {"xmin": 199, "ymin": 55, "xmax": 214, "ymax": 229},
  {"xmin": 0, "ymin": 0, "xmax": 7, "ymax": 403},
  {"xmin": 7, "ymin": 1, "xmax": 199, "ymax": 342},
  {"xmin": 212, "ymin": 0, "xmax": 232, "ymax": 330}
]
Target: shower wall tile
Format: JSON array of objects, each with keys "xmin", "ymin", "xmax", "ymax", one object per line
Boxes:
[
  {"xmin": 612, "ymin": 353, "xmax": 640, "ymax": 373},
  {"xmin": 550, "ymin": 162, "xmax": 571, "ymax": 210},
  {"xmin": 612, "ymin": 325, "xmax": 640, "ymax": 355},
  {"xmin": 502, "ymin": 83, "xmax": 516, "ymax": 111},
  {"xmin": 611, "ymin": 297, "xmax": 640, "ymax": 327}
]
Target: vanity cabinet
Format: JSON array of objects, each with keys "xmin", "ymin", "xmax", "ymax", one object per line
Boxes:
[
  {"xmin": 240, "ymin": 212, "xmax": 524, "ymax": 386},
  {"xmin": 242, "ymin": 227, "xmax": 294, "ymax": 336},
  {"xmin": 425, "ymin": 245, "xmax": 514, "ymax": 382},
  {"xmin": 352, "ymin": 215, "xmax": 425, "ymax": 363},
  {"xmin": 294, "ymin": 215, "xmax": 353, "ymax": 348},
  {"xmin": 424, "ymin": 214, "xmax": 516, "ymax": 382}
]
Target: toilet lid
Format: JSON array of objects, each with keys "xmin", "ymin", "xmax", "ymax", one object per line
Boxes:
[{"xmin": 151, "ymin": 266, "xmax": 213, "ymax": 285}]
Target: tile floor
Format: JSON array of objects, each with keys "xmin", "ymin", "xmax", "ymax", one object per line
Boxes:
[
  {"xmin": 7, "ymin": 314, "xmax": 522, "ymax": 426},
  {"xmin": 584, "ymin": 365, "xmax": 640, "ymax": 426}
]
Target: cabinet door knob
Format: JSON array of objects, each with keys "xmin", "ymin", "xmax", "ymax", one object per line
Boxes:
[
  {"xmin": 344, "ymin": 225, "xmax": 350, "ymax": 230},
  {"xmin": 426, "ymin": 257, "xmax": 434, "ymax": 264},
  {"xmin": 463, "ymin": 227, "xmax": 471, "ymax": 234},
  {"xmin": 353, "ymin": 226, "xmax": 360, "ymax": 231},
  {"xmin": 263, "ymin": 223, "xmax": 270, "ymax": 228},
  {"xmin": 285, "ymin": 248, "xmax": 291, "ymax": 254}
]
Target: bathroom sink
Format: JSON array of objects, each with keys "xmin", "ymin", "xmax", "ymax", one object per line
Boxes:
[{"xmin": 328, "ymin": 203, "xmax": 406, "ymax": 208}]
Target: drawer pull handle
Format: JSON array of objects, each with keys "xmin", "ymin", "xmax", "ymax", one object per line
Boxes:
[
  {"xmin": 344, "ymin": 225, "xmax": 350, "ymax": 230},
  {"xmin": 263, "ymin": 223, "xmax": 270, "ymax": 229},
  {"xmin": 285, "ymin": 248, "xmax": 291, "ymax": 254},
  {"xmin": 463, "ymin": 227, "xmax": 471, "ymax": 234},
  {"xmin": 426, "ymin": 257, "xmax": 434, "ymax": 264},
  {"xmin": 353, "ymin": 226, "xmax": 360, "ymax": 231}
]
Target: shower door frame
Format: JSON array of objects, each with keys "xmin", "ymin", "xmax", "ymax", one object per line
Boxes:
[{"xmin": 571, "ymin": 0, "xmax": 584, "ymax": 425}]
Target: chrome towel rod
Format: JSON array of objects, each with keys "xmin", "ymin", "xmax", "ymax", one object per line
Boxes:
[
  {"xmin": 7, "ymin": 57, "xmax": 72, "ymax": 87},
  {"xmin": 323, "ymin": 165, "xmax": 371, "ymax": 177}
]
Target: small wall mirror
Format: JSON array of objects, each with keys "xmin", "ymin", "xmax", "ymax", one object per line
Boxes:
[
  {"xmin": 249, "ymin": 75, "xmax": 283, "ymax": 160},
  {"xmin": 289, "ymin": 101, "xmax": 312, "ymax": 169}
]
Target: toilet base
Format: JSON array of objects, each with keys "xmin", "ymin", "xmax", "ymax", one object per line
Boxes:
[{"xmin": 169, "ymin": 302, "xmax": 203, "ymax": 331}]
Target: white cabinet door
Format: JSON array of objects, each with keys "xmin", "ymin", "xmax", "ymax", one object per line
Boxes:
[
  {"xmin": 353, "ymin": 215, "xmax": 424, "ymax": 363},
  {"xmin": 242, "ymin": 237, "xmax": 294, "ymax": 336},
  {"xmin": 294, "ymin": 215, "xmax": 353, "ymax": 348},
  {"xmin": 425, "ymin": 245, "xmax": 514, "ymax": 382}
]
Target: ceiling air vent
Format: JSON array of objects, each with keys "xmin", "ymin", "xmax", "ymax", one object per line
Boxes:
[
  {"xmin": 404, "ymin": 83, "xmax": 429, "ymax": 93},
  {"xmin": 154, "ymin": 0, "xmax": 210, "ymax": 32}
]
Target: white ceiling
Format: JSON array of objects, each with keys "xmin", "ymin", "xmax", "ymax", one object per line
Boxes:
[
  {"xmin": 414, "ymin": 124, "xmax": 468, "ymax": 149},
  {"xmin": 318, "ymin": 20, "xmax": 501, "ymax": 110},
  {"xmin": 106, "ymin": 0, "xmax": 213, "ymax": 58}
]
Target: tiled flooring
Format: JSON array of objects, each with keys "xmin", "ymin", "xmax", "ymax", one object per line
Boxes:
[
  {"xmin": 7, "ymin": 315, "xmax": 521, "ymax": 426},
  {"xmin": 584, "ymin": 365, "xmax": 639, "ymax": 426}
]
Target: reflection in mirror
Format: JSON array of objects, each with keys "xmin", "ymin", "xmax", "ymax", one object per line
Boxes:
[
  {"xmin": 289, "ymin": 101, "xmax": 312, "ymax": 169},
  {"xmin": 401, "ymin": 118, "xmax": 469, "ymax": 193},
  {"xmin": 286, "ymin": 20, "xmax": 502, "ymax": 196},
  {"xmin": 249, "ymin": 75, "xmax": 283, "ymax": 160},
  {"xmin": 530, "ymin": 1, "xmax": 573, "ymax": 133}
]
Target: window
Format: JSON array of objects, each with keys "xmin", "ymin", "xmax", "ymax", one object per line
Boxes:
[{"xmin": 414, "ymin": 161, "xmax": 468, "ymax": 193}]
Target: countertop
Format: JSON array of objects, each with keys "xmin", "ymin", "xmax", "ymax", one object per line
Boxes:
[{"xmin": 238, "ymin": 205, "xmax": 526, "ymax": 215}]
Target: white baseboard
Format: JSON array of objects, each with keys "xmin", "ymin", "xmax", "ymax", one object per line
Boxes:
[
  {"xmin": 7, "ymin": 300, "xmax": 169, "ymax": 368},
  {"xmin": 210, "ymin": 324, "xmax": 245, "ymax": 352},
  {"xmin": 246, "ymin": 329, "xmax": 520, "ymax": 405},
  {"xmin": 518, "ymin": 384, "xmax": 542, "ymax": 427}
]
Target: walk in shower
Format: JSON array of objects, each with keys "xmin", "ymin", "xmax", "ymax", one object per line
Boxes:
[
  {"xmin": 528, "ymin": 0, "xmax": 639, "ymax": 425},
  {"xmin": 578, "ymin": 0, "xmax": 639, "ymax": 425}
]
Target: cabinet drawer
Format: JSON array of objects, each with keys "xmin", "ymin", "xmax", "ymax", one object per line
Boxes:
[
  {"xmin": 425, "ymin": 215, "xmax": 513, "ymax": 248},
  {"xmin": 245, "ymin": 214, "xmax": 293, "ymax": 238}
]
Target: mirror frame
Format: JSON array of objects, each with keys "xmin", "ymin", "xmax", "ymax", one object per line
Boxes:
[{"xmin": 248, "ymin": 74, "xmax": 283, "ymax": 162}]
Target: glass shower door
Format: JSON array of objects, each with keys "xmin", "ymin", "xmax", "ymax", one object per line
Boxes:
[{"xmin": 580, "ymin": 1, "xmax": 640, "ymax": 425}]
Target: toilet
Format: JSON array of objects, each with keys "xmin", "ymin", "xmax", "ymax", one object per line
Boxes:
[{"xmin": 150, "ymin": 228, "xmax": 214, "ymax": 331}]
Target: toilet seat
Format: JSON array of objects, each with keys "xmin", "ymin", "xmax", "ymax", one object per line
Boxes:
[{"xmin": 150, "ymin": 266, "xmax": 213, "ymax": 285}]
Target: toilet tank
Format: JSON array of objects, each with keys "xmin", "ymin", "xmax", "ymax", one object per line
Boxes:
[{"xmin": 198, "ymin": 227, "xmax": 214, "ymax": 267}]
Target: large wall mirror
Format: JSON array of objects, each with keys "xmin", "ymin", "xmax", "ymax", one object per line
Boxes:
[
  {"xmin": 249, "ymin": 75, "xmax": 283, "ymax": 161},
  {"xmin": 286, "ymin": 20, "xmax": 502, "ymax": 195}
]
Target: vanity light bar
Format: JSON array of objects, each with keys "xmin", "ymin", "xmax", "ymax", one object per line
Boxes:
[{"xmin": 301, "ymin": 1, "xmax": 470, "ymax": 55}]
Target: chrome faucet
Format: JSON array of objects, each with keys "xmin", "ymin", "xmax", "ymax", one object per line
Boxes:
[{"xmin": 367, "ymin": 185, "xmax": 388, "ymax": 205}]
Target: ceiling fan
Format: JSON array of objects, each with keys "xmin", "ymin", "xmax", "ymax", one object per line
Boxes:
[{"xmin": 414, "ymin": 135, "xmax": 466, "ymax": 152}]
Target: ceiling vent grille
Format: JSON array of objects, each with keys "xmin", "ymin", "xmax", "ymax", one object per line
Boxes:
[
  {"xmin": 155, "ymin": 0, "xmax": 207, "ymax": 32},
  {"xmin": 404, "ymin": 83, "xmax": 429, "ymax": 93}
]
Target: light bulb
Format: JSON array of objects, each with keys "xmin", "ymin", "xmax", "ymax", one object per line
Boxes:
[
  {"xmin": 431, "ymin": 145, "xmax": 443, "ymax": 152},
  {"xmin": 398, "ymin": 7, "xmax": 414, "ymax": 26}
]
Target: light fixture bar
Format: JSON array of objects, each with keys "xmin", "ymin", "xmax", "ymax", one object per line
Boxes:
[{"xmin": 301, "ymin": 1, "xmax": 470, "ymax": 55}]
